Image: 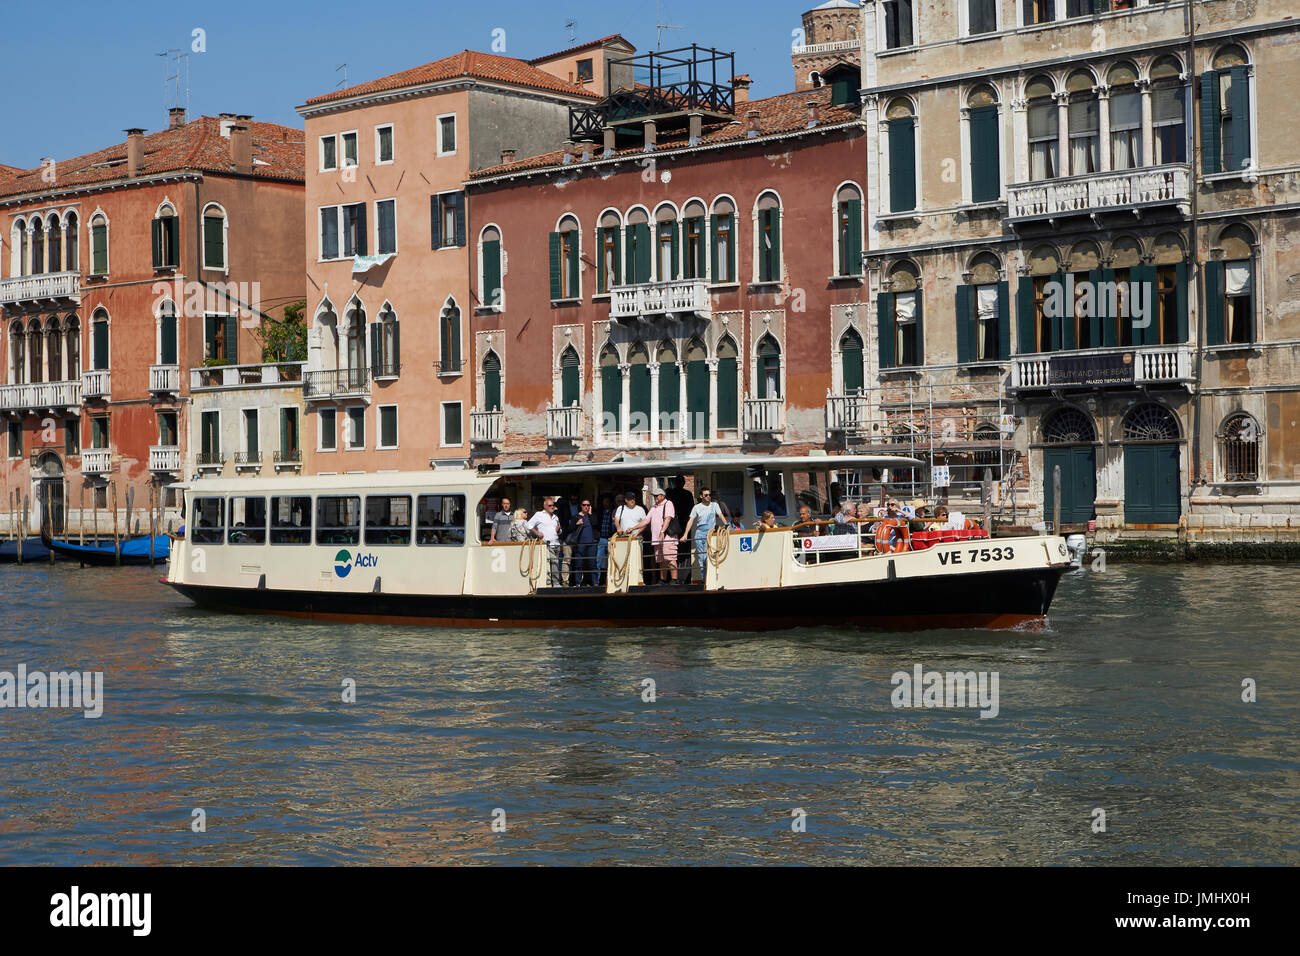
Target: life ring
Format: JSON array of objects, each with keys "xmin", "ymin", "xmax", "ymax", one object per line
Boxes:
[{"xmin": 874, "ymin": 518, "xmax": 910, "ymax": 554}]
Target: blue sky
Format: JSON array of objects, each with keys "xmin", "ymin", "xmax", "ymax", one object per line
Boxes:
[{"xmin": 0, "ymin": 0, "xmax": 817, "ymax": 169}]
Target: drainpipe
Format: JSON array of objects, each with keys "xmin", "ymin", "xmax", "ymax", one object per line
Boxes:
[{"xmin": 1187, "ymin": 0, "xmax": 1203, "ymax": 491}]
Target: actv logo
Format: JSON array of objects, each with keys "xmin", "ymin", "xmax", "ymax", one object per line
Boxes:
[{"xmin": 333, "ymin": 551, "xmax": 379, "ymax": 579}]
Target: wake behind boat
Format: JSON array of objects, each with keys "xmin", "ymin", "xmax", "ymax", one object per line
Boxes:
[{"xmin": 164, "ymin": 454, "xmax": 1073, "ymax": 631}]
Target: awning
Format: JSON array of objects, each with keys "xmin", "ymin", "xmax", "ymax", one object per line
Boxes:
[{"xmin": 352, "ymin": 254, "xmax": 395, "ymax": 275}]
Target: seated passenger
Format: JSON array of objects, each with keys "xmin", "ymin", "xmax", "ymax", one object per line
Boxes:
[
  {"xmin": 754, "ymin": 511, "xmax": 778, "ymax": 531},
  {"xmin": 796, "ymin": 504, "xmax": 820, "ymax": 534}
]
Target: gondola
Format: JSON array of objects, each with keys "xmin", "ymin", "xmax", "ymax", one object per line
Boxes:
[
  {"xmin": 0, "ymin": 537, "xmax": 52, "ymax": 563},
  {"xmin": 41, "ymin": 532, "xmax": 171, "ymax": 566}
]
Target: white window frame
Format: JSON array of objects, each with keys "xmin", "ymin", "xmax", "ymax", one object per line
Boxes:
[
  {"xmin": 278, "ymin": 404, "xmax": 301, "ymax": 459},
  {"xmin": 555, "ymin": 215, "xmax": 583, "ymax": 300},
  {"xmin": 344, "ymin": 405, "xmax": 366, "ymax": 451},
  {"xmin": 375, "ymin": 198, "xmax": 398, "ymax": 256},
  {"xmin": 877, "ymin": 0, "xmax": 919, "ymax": 52},
  {"xmin": 241, "ymin": 406, "xmax": 260, "ymax": 457},
  {"xmin": 320, "ymin": 134, "xmax": 338, "ymax": 172},
  {"xmin": 201, "ymin": 202, "xmax": 229, "ymax": 274},
  {"xmin": 960, "ymin": 0, "xmax": 1002, "ymax": 38},
  {"xmin": 340, "ymin": 130, "xmax": 359, "ymax": 169},
  {"xmin": 89, "ymin": 210, "xmax": 111, "ymax": 277},
  {"xmin": 831, "ymin": 182, "xmax": 864, "ymax": 278},
  {"xmin": 437, "ymin": 113, "xmax": 458, "ymax": 157},
  {"xmin": 751, "ymin": 191, "xmax": 784, "ymax": 285},
  {"xmin": 318, "ymin": 205, "xmax": 342, "ymax": 262},
  {"xmin": 478, "ymin": 224, "xmax": 506, "ymax": 312},
  {"xmin": 374, "ymin": 124, "xmax": 395, "ymax": 165},
  {"xmin": 440, "ymin": 401, "xmax": 463, "ymax": 448},
  {"xmin": 317, "ymin": 407, "xmax": 338, "ymax": 452},
  {"xmin": 377, "ymin": 404, "xmax": 399, "ymax": 450}
]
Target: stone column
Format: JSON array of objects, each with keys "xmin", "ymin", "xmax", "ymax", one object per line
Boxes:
[
  {"xmin": 619, "ymin": 363, "xmax": 631, "ymax": 447},
  {"xmin": 1096, "ymin": 85, "xmax": 1111, "ymax": 173},
  {"xmin": 707, "ymin": 358, "xmax": 720, "ymax": 444},
  {"xmin": 648, "ymin": 362, "xmax": 661, "ymax": 447},
  {"xmin": 1055, "ymin": 92, "xmax": 1070, "ymax": 178},
  {"xmin": 1010, "ymin": 97, "xmax": 1029, "ymax": 186},
  {"xmin": 1138, "ymin": 78, "xmax": 1153, "ymax": 168},
  {"xmin": 677, "ymin": 362, "xmax": 688, "ymax": 442}
]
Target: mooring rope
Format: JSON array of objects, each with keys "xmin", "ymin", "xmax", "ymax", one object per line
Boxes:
[{"xmin": 519, "ymin": 537, "xmax": 545, "ymax": 593}]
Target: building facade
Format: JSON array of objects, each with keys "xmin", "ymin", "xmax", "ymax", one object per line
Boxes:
[
  {"xmin": 855, "ymin": 0, "xmax": 1300, "ymax": 542},
  {"xmin": 0, "ymin": 110, "xmax": 304, "ymax": 536}
]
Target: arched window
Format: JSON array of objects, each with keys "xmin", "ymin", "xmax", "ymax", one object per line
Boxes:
[
  {"xmin": 1066, "ymin": 70, "xmax": 1099, "ymax": 176},
  {"xmin": 31, "ymin": 218, "xmax": 45, "ymax": 276},
  {"xmin": 90, "ymin": 213, "xmax": 109, "ymax": 275},
  {"xmin": 681, "ymin": 201, "xmax": 707, "ymax": 281},
  {"xmin": 710, "ymin": 199, "xmax": 736, "ymax": 283},
  {"xmin": 654, "ymin": 204, "xmax": 678, "ymax": 282},
  {"xmin": 880, "ymin": 261, "xmax": 923, "ymax": 368},
  {"xmin": 1150, "ymin": 56, "xmax": 1187, "ymax": 165},
  {"xmin": 886, "ymin": 98, "xmax": 917, "ymax": 211},
  {"xmin": 91, "ymin": 310, "xmax": 110, "ymax": 372},
  {"xmin": 600, "ymin": 344, "xmax": 621, "ymax": 434},
  {"xmin": 835, "ymin": 184, "xmax": 863, "ymax": 277},
  {"xmin": 560, "ymin": 345, "xmax": 581, "ymax": 408},
  {"xmin": 480, "ymin": 225, "xmax": 503, "ymax": 311},
  {"xmin": 9, "ymin": 321, "xmax": 25, "ymax": 385},
  {"xmin": 755, "ymin": 334, "xmax": 782, "ymax": 400},
  {"xmin": 158, "ymin": 301, "xmax": 179, "ymax": 366},
  {"xmin": 967, "ymin": 85, "xmax": 1001, "ymax": 203},
  {"xmin": 1026, "ymin": 76, "xmax": 1057, "ymax": 181},
  {"xmin": 624, "ymin": 209, "xmax": 651, "ymax": 285},
  {"xmin": 153, "ymin": 202, "xmax": 180, "ymax": 269},
  {"xmin": 438, "ymin": 299, "xmax": 461, "ymax": 374},
  {"xmin": 482, "ymin": 351, "xmax": 502, "ymax": 412},
  {"xmin": 373, "ymin": 303, "xmax": 399, "ymax": 379},
  {"xmin": 549, "ymin": 215, "xmax": 581, "ymax": 299},
  {"xmin": 1043, "ymin": 407, "xmax": 1096, "ymax": 445},
  {"xmin": 11, "ymin": 219, "xmax": 27, "ymax": 277},
  {"xmin": 314, "ymin": 299, "xmax": 339, "ymax": 371},
  {"xmin": 754, "ymin": 192, "xmax": 782, "ymax": 283},
  {"xmin": 1208, "ymin": 224, "xmax": 1255, "ymax": 345},
  {"xmin": 1207, "ymin": 45, "xmax": 1251, "ymax": 175},
  {"xmin": 959, "ymin": 252, "xmax": 1006, "ymax": 362},
  {"xmin": 46, "ymin": 317, "xmax": 63, "ymax": 382},
  {"xmin": 627, "ymin": 344, "xmax": 651, "ymax": 434},
  {"xmin": 1068, "ymin": 240, "xmax": 1101, "ymax": 350},
  {"xmin": 344, "ymin": 299, "xmax": 366, "ymax": 380},
  {"xmin": 47, "ymin": 215, "xmax": 62, "ymax": 273},
  {"xmin": 64, "ymin": 212, "xmax": 78, "ymax": 272},
  {"xmin": 65, "ymin": 316, "xmax": 80, "ymax": 379},
  {"xmin": 1218, "ymin": 413, "xmax": 1260, "ymax": 482},
  {"xmin": 840, "ymin": 327, "xmax": 865, "ymax": 393},
  {"xmin": 1108, "ymin": 63, "xmax": 1141, "ymax": 170},
  {"xmin": 597, "ymin": 211, "xmax": 622, "ymax": 292},
  {"xmin": 1123, "ymin": 404, "xmax": 1179, "ymax": 442},
  {"xmin": 706, "ymin": 337, "xmax": 731, "ymax": 436},
  {"xmin": 657, "ymin": 341, "xmax": 680, "ymax": 432},
  {"xmin": 28, "ymin": 319, "xmax": 44, "ymax": 383},
  {"xmin": 202, "ymin": 203, "xmax": 228, "ymax": 271}
]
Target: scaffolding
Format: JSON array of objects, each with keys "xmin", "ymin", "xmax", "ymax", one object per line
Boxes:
[{"xmin": 828, "ymin": 381, "xmax": 1023, "ymax": 525}]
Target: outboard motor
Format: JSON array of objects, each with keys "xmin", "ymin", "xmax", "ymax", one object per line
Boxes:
[{"xmin": 1065, "ymin": 534, "xmax": 1089, "ymax": 567}]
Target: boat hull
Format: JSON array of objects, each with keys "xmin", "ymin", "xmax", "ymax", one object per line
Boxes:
[
  {"xmin": 166, "ymin": 565, "xmax": 1067, "ymax": 632},
  {"xmin": 45, "ymin": 535, "xmax": 171, "ymax": 566}
]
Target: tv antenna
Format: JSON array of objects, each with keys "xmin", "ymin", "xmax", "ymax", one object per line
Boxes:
[
  {"xmin": 336, "ymin": 63, "xmax": 348, "ymax": 89},
  {"xmin": 156, "ymin": 49, "xmax": 191, "ymax": 112},
  {"xmin": 565, "ymin": 19, "xmax": 577, "ymax": 43},
  {"xmin": 655, "ymin": 0, "xmax": 682, "ymax": 50}
]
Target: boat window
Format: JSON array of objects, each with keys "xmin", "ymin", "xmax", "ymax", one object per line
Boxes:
[
  {"xmin": 366, "ymin": 495, "xmax": 413, "ymax": 546},
  {"xmin": 796, "ymin": 472, "xmax": 830, "ymax": 515},
  {"xmin": 416, "ymin": 494, "xmax": 467, "ymax": 547},
  {"xmin": 751, "ymin": 469, "xmax": 788, "ymax": 517},
  {"xmin": 316, "ymin": 496, "xmax": 362, "ymax": 546},
  {"xmin": 229, "ymin": 497, "xmax": 267, "ymax": 545},
  {"xmin": 270, "ymin": 497, "xmax": 312, "ymax": 545},
  {"xmin": 190, "ymin": 497, "xmax": 225, "ymax": 544},
  {"xmin": 713, "ymin": 471, "xmax": 745, "ymax": 523}
]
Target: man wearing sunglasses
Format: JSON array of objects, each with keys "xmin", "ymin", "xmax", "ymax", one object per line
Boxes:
[{"xmin": 680, "ymin": 488, "xmax": 725, "ymax": 584}]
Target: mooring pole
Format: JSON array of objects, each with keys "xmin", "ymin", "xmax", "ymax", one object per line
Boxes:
[
  {"xmin": 80, "ymin": 483, "xmax": 86, "ymax": 546},
  {"xmin": 92, "ymin": 486, "xmax": 100, "ymax": 547},
  {"xmin": 149, "ymin": 485, "xmax": 156, "ymax": 568},
  {"xmin": 112, "ymin": 483, "xmax": 121, "ymax": 567},
  {"xmin": 1052, "ymin": 465, "xmax": 1062, "ymax": 534},
  {"xmin": 126, "ymin": 486, "xmax": 135, "ymax": 541},
  {"xmin": 20, "ymin": 494, "xmax": 28, "ymax": 564},
  {"xmin": 13, "ymin": 492, "xmax": 21, "ymax": 565}
]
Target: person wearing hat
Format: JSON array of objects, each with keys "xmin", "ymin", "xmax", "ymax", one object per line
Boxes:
[
  {"xmin": 634, "ymin": 485, "xmax": 680, "ymax": 584},
  {"xmin": 909, "ymin": 499, "xmax": 930, "ymax": 534}
]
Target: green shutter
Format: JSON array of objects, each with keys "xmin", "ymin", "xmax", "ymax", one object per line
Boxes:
[
  {"xmin": 204, "ymin": 216, "xmax": 224, "ymax": 269},
  {"xmin": 549, "ymin": 232, "xmax": 563, "ymax": 300},
  {"xmin": 485, "ymin": 364, "xmax": 501, "ymax": 412},
  {"xmin": 762, "ymin": 208, "xmax": 781, "ymax": 282},
  {"xmin": 280, "ymin": 408, "xmax": 289, "ymax": 455},
  {"xmin": 161, "ymin": 313, "xmax": 177, "ymax": 365},
  {"xmin": 956, "ymin": 285, "xmax": 974, "ymax": 365},
  {"xmin": 596, "ymin": 229, "xmax": 608, "ymax": 292},
  {"xmin": 709, "ymin": 215, "xmax": 721, "ymax": 281},
  {"xmin": 877, "ymin": 292, "xmax": 895, "ymax": 370},
  {"xmin": 659, "ymin": 362, "xmax": 680, "ymax": 418},
  {"xmin": 692, "ymin": 217, "xmax": 707, "ymax": 277},
  {"xmin": 166, "ymin": 217, "xmax": 179, "ymax": 266},
  {"xmin": 601, "ymin": 364, "xmax": 622, "ymax": 432},
  {"xmin": 483, "ymin": 239, "xmax": 502, "ymax": 307},
  {"xmin": 1130, "ymin": 266, "xmax": 1157, "ymax": 346},
  {"xmin": 714, "ymin": 358, "xmax": 736, "ymax": 431},
  {"xmin": 151, "ymin": 219, "xmax": 163, "ymax": 269},
  {"xmin": 1017, "ymin": 277, "xmax": 1036, "ymax": 354},
  {"xmin": 970, "ymin": 106, "xmax": 1000, "ymax": 203},
  {"xmin": 1204, "ymin": 261, "xmax": 1224, "ymax": 346},
  {"xmin": 1228, "ymin": 65, "xmax": 1251, "ymax": 174},
  {"xmin": 567, "ymin": 232, "xmax": 580, "ymax": 297},
  {"xmin": 392, "ymin": 321, "xmax": 400, "ymax": 373},
  {"xmin": 996, "ymin": 281, "xmax": 1011, "ymax": 359},
  {"xmin": 1054, "ymin": 273, "xmax": 1073, "ymax": 351},
  {"xmin": 561, "ymin": 358, "xmax": 580, "ymax": 407},
  {"xmin": 1175, "ymin": 262, "xmax": 1189, "ymax": 344},
  {"xmin": 1200, "ymin": 72, "xmax": 1221, "ymax": 175},
  {"xmin": 841, "ymin": 337, "xmax": 864, "ymax": 393},
  {"xmin": 93, "ymin": 320, "xmax": 109, "ymax": 370},
  {"xmin": 888, "ymin": 118, "xmax": 916, "ymax": 212},
  {"xmin": 370, "ymin": 323, "xmax": 381, "ymax": 377},
  {"xmin": 246, "ymin": 413, "xmax": 259, "ymax": 458},
  {"xmin": 844, "ymin": 199, "xmax": 863, "ymax": 275},
  {"xmin": 1102, "ymin": 271, "xmax": 1120, "ymax": 348},
  {"xmin": 629, "ymin": 363, "xmax": 651, "ymax": 430},
  {"xmin": 453, "ymin": 192, "xmax": 467, "ymax": 248},
  {"xmin": 635, "ymin": 224, "xmax": 652, "ymax": 284},
  {"xmin": 913, "ymin": 294, "xmax": 925, "ymax": 366},
  {"xmin": 1090, "ymin": 269, "xmax": 1108, "ymax": 349},
  {"xmin": 92, "ymin": 224, "xmax": 107, "ymax": 274},
  {"xmin": 430, "ymin": 195, "xmax": 442, "ymax": 248},
  {"xmin": 223, "ymin": 315, "xmax": 237, "ymax": 362}
]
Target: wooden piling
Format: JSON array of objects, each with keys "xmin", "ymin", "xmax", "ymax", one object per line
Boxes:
[
  {"xmin": 148, "ymin": 485, "xmax": 156, "ymax": 568},
  {"xmin": 20, "ymin": 495, "xmax": 28, "ymax": 564},
  {"xmin": 79, "ymin": 483, "xmax": 86, "ymax": 546},
  {"xmin": 92, "ymin": 486, "xmax": 100, "ymax": 548},
  {"xmin": 126, "ymin": 486, "xmax": 134, "ymax": 540},
  {"xmin": 111, "ymin": 483, "xmax": 121, "ymax": 567},
  {"xmin": 12, "ymin": 492, "xmax": 20, "ymax": 565}
]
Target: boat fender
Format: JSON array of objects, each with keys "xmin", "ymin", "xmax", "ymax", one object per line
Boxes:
[
  {"xmin": 257, "ymin": 574, "xmax": 266, "ymax": 591},
  {"xmin": 373, "ymin": 577, "xmax": 382, "ymax": 594},
  {"xmin": 887, "ymin": 559, "xmax": 897, "ymax": 582}
]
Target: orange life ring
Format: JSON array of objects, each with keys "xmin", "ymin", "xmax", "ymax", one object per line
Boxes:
[{"xmin": 874, "ymin": 518, "xmax": 911, "ymax": 554}]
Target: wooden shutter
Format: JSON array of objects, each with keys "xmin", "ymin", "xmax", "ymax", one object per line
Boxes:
[
  {"xmin": 611, "ymin": 227, "xmax": 623, "ymax": 286},
  {"xmin": 204, "ymin": 216, "xmax": 224, "ymax": 268},
  {"xmin": 151, "ymin": 219, "xmax": 163, "ymax": 269},
  {"xmin": 1227, "ymin": 65, "xmax": 1251, "ymax": 174},
  {"xmin": 566, "ymin": 231, "xmax": 580, "ymax": 297},
  {"xmin": 1130, "ymin": 266, "xmax": 1157, "ymax": 346},
  {"xmin": 93, "ymin": 320, "xmax": 109, "ymax": 370},
  {"xmin": 996, "ymin": 281, "xmax": 1011, "ymax": 359},
  {"xmin": 844, "ymin": 200, "xmax": 863, "ymax": 275},
  {"xmin": 484, "ymin": 355, "xmax": 502, "ymax": 412},
  {"xmin": 692, "ymin": 217, "xmax": 707, "ymax": 277},
  {"xmin": 1204, "ymin": 260, "xmax": 1225, "ymax": 346},
  {"xmin": 370, "ymin": 324, "xmax": 381, "ymax": 377},
  {"xmin": 430, "ymin": 195, "xmax": 442, "ymax": 249},
  {"xmin": 1055, "ymin": 274, "xmax": 1074, "ymax": 351},
  {"xmin": 166, "ymin": 217, "xmax": 179, "ymax": 266},
  {"xmin": 601, "ymin": 364, "xmax": 622, "ymax": 432},
  {"xmin": 876, "ymin": 292, "xmax": 895, "ymax": 370},
  {"xmin": 913, "ymin": 293, "xmax": 925, "ymax": 366},
  {"xmin": 659, "ymin": 361, "xmax": 680, "ymax": 418},
  {"xmin": 668, "ymin": 221, "xmax": 679, "ymax": 281},
  {"xmin": 392, "ymin": 321, "xmax": 400, "ymax": 374},
  {"xmin": 549, "ymin": 233, "xmax": 563, "ymax": 300},
  {"xmin": 453, "ymin": 192, "xmax": 467, "ymax": 248},
  {"xmin": 1017, "ymin": 277, "xmax": 1036, "ymax": 354},
  {"xmin": 841, "ymin": 336, "xmax": 864, "ymax": 393},
  {"xmin": 92, "ymin": 224, "xmax": 107, "ymax": 274},
  {"xmin": 561, "ymin": 351, "xmax": 580, "ymax": 407},
  {"xmin": 354, "ymin": 205, "xmax": 367, "ymax": 256},
  {"xmin": 629, "ymin": 363, "xmax": 651, "ymax": 427},
  {"xmin": 1200, "ymin": 72, "xmax": 1221, "ymax": 175},
  {"xmin": 956, "ymin": 285, "xmax": 974, "ymax": 365},
  {"xmin": 161, "ymin": 313, "xmax": 178, "ymax": 365},
  {"xmin": 483, "ymin": 239, "xmax": 502, "ymax": 307},
  {"xmin": 596, "ymin": 229, "xmax": 608, "ymax": 292},
  {"xmin": 223, "ymin": 315, "xmax": 237, "ymax": 362},
  {"xmin": 970, "ymin": 106, "xmax": 1000, "ymax": 203},
  {"xmin": 888, "ymin": 118, "xmax": 916, "ymax": 212},
  {"xmin": 1089, "ymin": 269, "xmax": 1108, "ymax": 348},
  {"xmin": 279, "ymin": 409, "xmax": 289, "ymax": 456},
  {"xmin": 714, "ymin": 357, "xmax": 736, "ymax": 431},
  {"xmin": 635, "ymin": 224, "xmax": 652, "ymax": 284},
  {"xmin": 1175, "ymin": 262, "xmax": 1189, "ymax": 344}
]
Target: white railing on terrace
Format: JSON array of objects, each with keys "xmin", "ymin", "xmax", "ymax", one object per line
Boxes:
[
  {"xmin": 826, "ymin": 392, "xmax": 871, "ymax": 435},
  {"xmin": 547, "ymin": 405, "xmax": 584, "ymax": 443},
  {"xmin": 81, "ymin": 448, "xmax": 112, "ymax": 475},
  {"xmin": 791, "ymin": 39, "xmax": 861, "ymax": 55},
  {"xmin": 82, "ymin": 368, "xmax": 110, "ymax": 398},
  {"xmin": 149, "ymin": 445, "xmax": 181, "ymax": 472},
  {"xmin": 470, "ymin": 409, "xmax": 503, "ymax": 445},
  {"xmin": 0, "ymin": 380, "xmax": 82, "ymax": 412},
  {"xmin": 742, "ymin": 396, "xmax": 786, "ymax": 438},
  {"xmin": 610, "ymin": 279, "xmax": 710, "ymax": 320},
  {"xmin": 1012, "ymin": 344, "xmax": 1193, "ymax": 390},
  {"xmin": 1008, "ymin": 164, "xmax": 1190, "ymax": 220},
  {"xmin": 190, "ymin": 362, "xmax": 306, "ymax": 391},
  {"xmin": 0, "ymin": 271, "xmax": 80, "ymax": 305},
  {"xmin": 149, "ymin": 364, "xmax": 180, "ymax": 393}
]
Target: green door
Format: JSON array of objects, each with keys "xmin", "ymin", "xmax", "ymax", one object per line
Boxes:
[
  {"xmin": 629, "ymin": 363, "xmax": 651, "ymax": 434},
  {"xmin": 1043, "ymin": 446, "xmax": 1096, "ymax": 526},
  {"xmin": 659, "ymin": 362, "xmax": 680, "ymax": 430},
  {"xmin": 601, "ymin": 364, "xmax": 622, "ymax": 433},
  {"xmin": 1124, "ymin": 444, "xmax": 1181, "ymax": 524},
  {"xmin": 687, "ymin": 360, "xmax": 710, "ymax": 439}
]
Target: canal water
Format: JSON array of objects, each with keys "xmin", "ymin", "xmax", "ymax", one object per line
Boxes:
[{"xmin": 1, "ymin": 561, "xmax": 1296, "ymax": 865}]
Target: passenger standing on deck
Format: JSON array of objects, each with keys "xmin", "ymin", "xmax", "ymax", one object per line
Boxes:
[
  {"xmin": 636, "ymin": 488, "xmax": 679, "ymax": 584},
  {"xmin": 526, "ymin": 497, "xmax": 563, "ymax": 587},
  {"xmin": 680, "ymin": 488, "xmax": 723, "ymax": 583},
  {"xmin": 570, "ymin": 499, "xmax": 598, "ymax": 586},
  {"xmin": 595, "ymin": 494, "xmax": 616, "ymax": 585},
  {"xmin": 509, "ymin": 509, "xmax": 529, "ymax": 542},
  {"xmin": 488, "ymin": 497, "xmax": 513, "ymax": 544},
  {"xmin": 667, "ymin": 476, "xmax": 694, "ymax": 579}
]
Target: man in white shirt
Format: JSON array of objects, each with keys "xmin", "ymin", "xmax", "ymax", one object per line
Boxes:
[
  {"xmin": 525, "ymin": 497, "xmax": 563, "ymax": 586},
  {"xmin": 615, "ymin": 492, "xmax": 647, "ymax": 535},
  {"xmin": 680, "ymin": 488, "xmax": 724, "ymax": 583}
]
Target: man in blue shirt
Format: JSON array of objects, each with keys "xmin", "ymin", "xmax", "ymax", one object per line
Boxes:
[{"xmin": 569, "ymin": 498, "xmax": 599, "ymax": 586}]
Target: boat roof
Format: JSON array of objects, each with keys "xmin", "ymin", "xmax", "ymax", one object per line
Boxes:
[{"xmin": 176, "ymin": 454, "xmax": 921, "ymax": 493}]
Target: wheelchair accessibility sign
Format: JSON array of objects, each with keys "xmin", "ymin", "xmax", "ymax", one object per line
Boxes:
[{"xmin": 739, "ymin": 537, "xmax": 755, "ymax": 553}]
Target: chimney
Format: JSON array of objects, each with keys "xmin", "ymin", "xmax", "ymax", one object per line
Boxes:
[
  {"xmin": 124, "ymin": 129, "xmax": 145, "ymax": 177},
  {"xmin": 580, "ymin": 141, "xmax": 595, "ymax": 162},
  {"xmin": 168, "ymin": 107, "xmax": 187, "ymax": 129},
  {"xmin": 733, "ymin": 74, "xmax": 752, "ymax": 105},
  {"xmin": 746, "ymin": 110, "xmax": 761, "ymax": 139},
  {"xmin": 500, "ymin": 148, "xmax": 517, "ymax": 165},
  {"xmin": 219, "ymin": 113, "xmax": 238, "ymax": 138},
  {"xmin": 642, "ymin": 120, "xmax": 657, "ymax": 152},
  {"xmin": 806, "ymin": 100, "xmax": 821, "ymax": 129},
  {"xmin": 603, "ymin": 126, "xmax": 617, "ymax": 157},
  {"xmin": 688, "ymin": 112, "xmax": 703, "ymax": 146},
  {"xmin": 561, "ymin": 141, "xmax": 575, "ymax": 165},
  {"xmin": 230, "ymin": 124, "xmax": 253, "ymax": 174}
]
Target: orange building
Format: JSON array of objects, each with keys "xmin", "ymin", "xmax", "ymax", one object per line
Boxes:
[
  {"xmin": 295, "ymin": 42, "xmax": 624, "ymax": 475},
  {"xmin": 0, "ymin": 110, "xmax": 304, "ymax": 536}
]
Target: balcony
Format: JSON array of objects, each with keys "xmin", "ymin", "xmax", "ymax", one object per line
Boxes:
[
  {"xmin": 470, "ymin": 409, "xmax": 503, "ymax": 446},
  {"xmin": 81, "ymin": 448, "xmax": 112, "ymax": 475},
  {"xmin": 82, "ymin": 368, "xmax": 110, "ymax": 399},
  {"xmin": 190, "ymin": 362, "xmax": 305, "ymax": 391},
  {"xmin": 0, "ymin": 271, "xmax": 80, "ymax": 305},
  {"xmin": 434, "ymin": 360, "xmax": 463, "ymax": 378},
  {"xmin": 742, "ymin": 396, "xmax": 786, "ymax": 440},
  {"xmin": 547, "ymin": 405, "xmax": 584, "ymax": 444},
  {"xmin": 1007, "ymin": 164, "xmax": 1191, "ymax": 223},
  {"xmin": 149, "ymin": 365, "xmax": 181, "ymax": 394},
  {"xmin": 149, "ymin": 445, "xmax": 181, "ymax": 473},
  {"xmin": 273, "ymin": 449, "xmax": 303, "ymax": 471},
  {"xmin": 610, "ymin": 279, "xmax": 710, "ymax": 323},
  {"xmin": 791, "ymin": 39, "xmax": 860, "ymax": 56},
  {"xmin": 0, "ymin": 380, "xmax": 81, "ymax": 414},
  {"xmin": 196, "ymin": 452, "xmax": 225, "ymax": 472},
  {"xmin": 234, "ymin": 452, "xmax": 262, "ymax": 472},
  {"xmin": 826, "ymin": 392, "xmax": 871, "ymax": 436},
  {"xmin": 304, "ymin": 367, "xmax": 369, "ymax": 401},
  {"xmin": 1011, "ymin": 344, "xmax": 1194, "ymax": 392}
]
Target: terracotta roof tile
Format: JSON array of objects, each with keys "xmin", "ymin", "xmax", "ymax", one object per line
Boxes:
[
  {"xmin": 302, "ymin": 50, "xmax": 601, "ymax": 108},
  {"xmin": 469, "ymin": 85, "xmax": 859, "ymax": 181},
  {"xmin": 0, "ymin": 117, "xmax": 304, "ymax": 200},
  {"xmin": 527, "ymin": 34, "xmax": 634, "ymax": 64}
]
